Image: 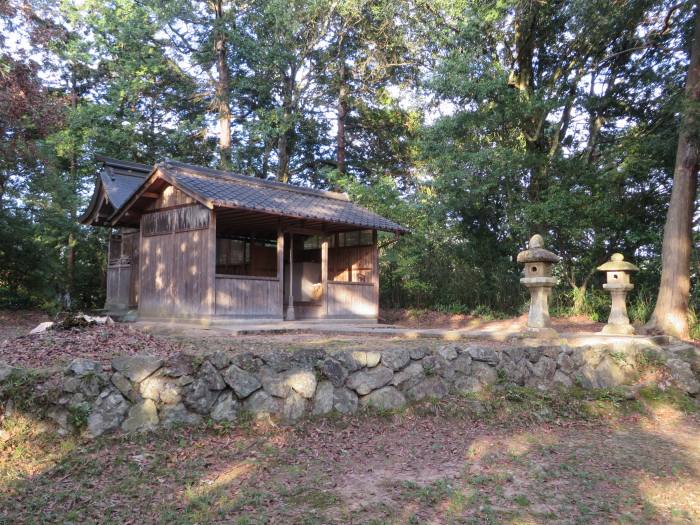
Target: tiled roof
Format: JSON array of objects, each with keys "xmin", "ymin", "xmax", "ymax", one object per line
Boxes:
[
  {"xmin": 101, "ymin": 162, "xmax": 150, "ymax": 210},
  {"xmin": 158, "ymin": 160, "xmax": 408, "ymax": 234},
  {"xmin": 79, "ymin": 157, "xmax": 151, "ymax": 225}
]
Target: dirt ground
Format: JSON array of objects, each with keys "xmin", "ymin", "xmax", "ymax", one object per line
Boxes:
[
  {"xmin": 0, "ymin": 310, "xmax": 50, "ymax": 340},
  {"xmin": 1, "ymin": 394, "xmax": 699, "ymax": 524},
  {"xmin": 0, "ymin": 310, "xmax": 516, "ymax": 370},
  {"xmin": 1, "ymin": 310, "xmax": 700, "ymax": 524},
  {"xmin": 382, "ymin": 309, "xmax": 605, "ymax": 333},
  {"xmin": 0, "ymin": 308, "xmax": 694, "ymax": 372}
]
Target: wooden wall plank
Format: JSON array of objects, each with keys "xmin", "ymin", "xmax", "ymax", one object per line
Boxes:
[
  {"xmin": 151, "ymin": 185, "xmax": 194, "ymax": 209},
  {"xmin": 105, "ymin": 228, "xmax": 141, "ymax": 310},
  {"xmin": 143, "ymin": 205, "xmax": 209, "ymax": 236},
  {"xmin": 329, "ymin": 245, "xmax": 374, "ymax": 283},
  {"xmin": 215, "ymin": 277, "xmax": 282, "ymax": 317},
  {"xmin": 138, "ymin": 204, "xmax": 213, "ymax": 317},
  {"xmin": 327, "ymin": 282, "xmax": 375, "ymax": 318},
  {"xmin": 106, "ymin": 264, "xmax": 131, "ymax": 309}
]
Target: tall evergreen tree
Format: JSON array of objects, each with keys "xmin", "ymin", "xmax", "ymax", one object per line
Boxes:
[{"xmin": 647, "ymin": 3, "xmax": 700, "ymax": 338}]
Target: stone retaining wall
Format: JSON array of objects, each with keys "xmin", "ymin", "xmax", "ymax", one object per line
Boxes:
[{"xmin": 1, "ymin": 340, "xmax": 698, "ymax": 437}]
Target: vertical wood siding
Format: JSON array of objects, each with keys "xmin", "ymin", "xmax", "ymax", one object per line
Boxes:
[
  {"xmin": 327, "ymin": 282, "xmax": 375, "ymax": 317},
  {"xmin": 149, "ymin": 185, "xmax": 194, "ymax": 209},
  {"xmin": 139, "ymin": 205, "xmax": 215, "ymax": 317},
  {"xmin": 105, "ymin": 264, "xmax": 131, "ymax": 309},
  {"xmin": 215, "ymin": 277, "xmax": 283, "ymax": 317},
  {"xmin": 105, "ymin": 229, "xmax": 140, "ymax": 309},
  {"xmin": 324, "ymin": 239, "xmax": 378, "ymax": 318},
  {"xmin": 143, "ymin": 206, "xmax": 210, "ymax": 236},
  {"xmin": 329, "ymin": 245, "xmax": 374, "ymax": 283},
  {"xmin": 123, "ymin": 230, "xmax": 140, "ymax": 307}
]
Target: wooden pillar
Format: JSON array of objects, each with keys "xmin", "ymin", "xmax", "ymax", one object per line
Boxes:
[
  {"xmin": 107, "ymin": 229, "xmax": 114, "ymax": 263},
  {"xmin": 372, "ymin": 229, "xmax": 379, "ymax": 319},
  {"xmin": 277, "ymin": 228, "xmax": 284, "ymax": 318},
  {"xmin": 137, "ymin": 218, "xmax": 145, "ymax": 317},
  {"xmin": 321, "ymin": 235, "xmax": 329, "ymax": 318},
  {"xmin": 104, "ymin": 229, "xmax": 113, "ymax": 310},
  {"xmin": 131, "ymin": 230, "xmax": 140, "ymax": 308},
  {"xmin": 206, "ymin": 210, "xmax": 217, "ymax": 317},
  {"xmin": 287, "ymin": 234, "xmax": 295, "ymax": 320}
]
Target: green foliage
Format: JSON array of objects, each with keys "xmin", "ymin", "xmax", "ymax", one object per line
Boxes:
[
  {"xmin": 635, "ymin": 348, "xmax": 666, "ymax": 371},
  {"xmin": 637, "ymin": 385, "xmax": 698, "ymax": 413},
  {"xmin": 629, "ymin": 290, "xmax": 656, "ymax": 325},
  {"xmin": 399, "ymin": 479, "xmax": 456, "ymax": 505},
  {"xmin": 1, "ymin": 0, "xmax": 698, "ymax": 321},
  {"xmin": 551, "ymin": 287, "xmax": 610, "ymax": 322},
  {"xmin": 690, "ymin": 310, "xmax": 700, "ymax": 341},
  {"xmin": 0, "ymin": 369, "xmax": 41, "ymax": 412},
  {"xmin": 67, "ymin": 403, "xmax": 91, "ymax": 430}
]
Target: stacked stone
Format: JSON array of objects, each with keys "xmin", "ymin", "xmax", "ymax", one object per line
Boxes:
[{"xmin": 3, "ymin": 338, "xmax": 698, "ymax": 438}]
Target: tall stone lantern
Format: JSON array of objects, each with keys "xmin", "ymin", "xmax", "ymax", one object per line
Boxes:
[
  {"xmin": 597, "ymin": 253, "xmax": 639, "ymax": 335},
  {"xmin": 517, "ymin": 234, "xmax": 560, "ymax": 335}
]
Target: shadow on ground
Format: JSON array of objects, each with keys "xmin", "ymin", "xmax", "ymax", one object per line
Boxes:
[{"xmin": 2, "ymin": 392, "xmax": 700, "ymax": 525}]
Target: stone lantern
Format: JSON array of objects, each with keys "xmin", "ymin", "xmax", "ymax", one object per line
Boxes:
[
  {"xmin": 517, "ymin": 234, "xmax": 560, "ymax": 335},
  {"xmin": 597, "ymin": 253, "xmax": 639, "ymax": 335}
]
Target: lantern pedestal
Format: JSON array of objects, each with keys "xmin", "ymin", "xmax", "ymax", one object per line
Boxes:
[
  {"xmin": 517, "ymin": 234, "xmax": 560, "ymax": 338},
  {"xmin": 601, "ymin": 283, "xmax": 635, "ymax": 335},
  {"xmin": 520, "ymin": 276, "xmax": 558, "ymax": 337},
  {"xmin": 597, "ymin": 253, "xmax": 639, "ymax": 336}
]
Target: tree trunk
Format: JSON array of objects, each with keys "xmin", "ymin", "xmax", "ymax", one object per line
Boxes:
[
  {"xmin": 337, "ymin": 84, "xmax": 347, "ymax": 176},
  {"xmin": 337, "ymin": 57, "xmax": 348, "ymax": 176},
  {"xmin": 277, "ymin": 71, "xmax": 295, "ymax": 183},
  {"xmin": 508, "ymin": 0, "xmax": 537, "ymax": 94},
  {"xmin": 510, "ymin": 1, "xmax": 548, "ymax": 217},
  {"xmin": 213, "ymin": 0, "xmax": 232, "ymax": 170},
  {"xmin": 65, "ymin": 65, "xmax": 79, "ymax": 310},
  {"xmin": 261, "ymin": 139, "xmax": 271, "ymax": 179},
  {"xmin": 646, "ymin": 5, "xmax": 700, "ymax": 338},
  {"xmin": 277, "ymin": 132, "xmax": 289, "ymax": 182}
]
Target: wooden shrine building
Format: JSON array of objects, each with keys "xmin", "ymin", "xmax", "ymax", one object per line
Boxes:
[{"xmin": 80, "ymin": 156, "xmax": 408, "ymax": 321}]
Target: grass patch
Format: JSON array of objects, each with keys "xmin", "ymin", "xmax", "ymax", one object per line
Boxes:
[
  {"xmin": 636, "ymin": 348, "xmax": 667, "ymax": 370},
  {"xmin": 410, "ymin": 381, "xmax": 699, "ymax": 426},
  {"xmin": 285, "ymin": 486, "xmax": 340, "ymax": 509},
  {"xmin": 1, "ymin": 368, "xmax": 699, "ymax": 524},
  {"xmin": 513, "ymin": 494, "xmax": 531, "ymax": 507},
  {"xmin": 399, "ymin": 478, "xmax": 456, "ymax": 505},
  {"xmin": 637, "ymin": 385, "xmax": 698, "ymax": 412},
  {"xmin": 0, "ymin": 369, "xmax": 43, "ymax": 412},
  {"xmin": 67, "ymin": 403, "xmax": 91, "ymax": 430},
  {"xmin": 1, "ymin": 400, "xmax": 699, "ymax": 524}
]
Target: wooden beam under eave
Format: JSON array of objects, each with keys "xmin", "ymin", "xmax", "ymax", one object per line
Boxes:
[
  {"xmin": 284, "ymin": 226, "xmax": 327, "ymax": 236},
  {"xmin": 142, "ymin": 192, "xmax": 160, "ymax": 199}
]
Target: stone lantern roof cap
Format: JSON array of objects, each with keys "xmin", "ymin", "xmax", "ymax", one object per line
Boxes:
[
  {"xmin": 597, "ymin": 253, "xmax": 639, "ymax": 272},
  {"xmin": 516, "ymin": 234, "xmax": 560, "ymax": 264}
]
